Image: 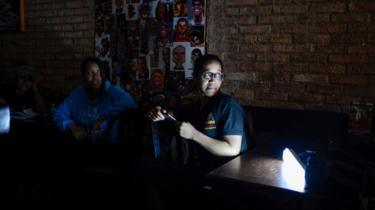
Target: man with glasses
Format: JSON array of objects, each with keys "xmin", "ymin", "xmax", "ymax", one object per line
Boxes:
[
  {"xmin": 150, "ymin": 54, "xmax": 247, "ymax": 163},
  {"xmin": 142, "ymin": 54, "xmax": 248, "ymax": 209}
]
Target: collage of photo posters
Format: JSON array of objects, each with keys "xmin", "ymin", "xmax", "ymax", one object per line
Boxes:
[{"xmin": 95, "ymin": 0, "xmax": 206, "ymax": 107}]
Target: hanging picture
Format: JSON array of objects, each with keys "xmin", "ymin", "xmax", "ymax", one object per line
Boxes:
[{"xmin": 0, "ymin": 0, "xmax": 25, "ymax": 31}]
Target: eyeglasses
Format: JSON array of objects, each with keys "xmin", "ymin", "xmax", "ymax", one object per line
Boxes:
[{"xmin": 201, "ymin": 71, "xmax": 224, "ymax": 81}]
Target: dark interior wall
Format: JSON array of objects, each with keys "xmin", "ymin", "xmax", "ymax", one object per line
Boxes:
[
  {"xmin": 207, "ymin": 0, "xmax": 375, "ymax": 112},
  {"xmin": 0, "ymin": 0, "xmax": 94, "ymax": 92}
]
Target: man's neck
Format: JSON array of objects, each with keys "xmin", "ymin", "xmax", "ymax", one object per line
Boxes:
[{"xmin": 86, "ymin": 86, "xmax": 102, "ymax": 101}]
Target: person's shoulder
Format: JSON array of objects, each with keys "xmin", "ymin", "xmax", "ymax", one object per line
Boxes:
[
  {"xmin": 105, "ymin": 81, "xmax": 130, "ymax": 95},
  {"xmin": 216, "ymin": 93, "xmax": 243, "ymax": 110},
  {"xmin": 217, "ymin": 93, "xmax": 239, "ymax": 104}
]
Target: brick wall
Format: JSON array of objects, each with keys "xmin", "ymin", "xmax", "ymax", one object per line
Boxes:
[
  {"xmin": 1, "ymin": 0, "xmax": 374, "ymax": 112},
  {"xmin": 208, "ymin": 0, "xmax": 375, "ymax": 112},
  {"xmin": 0, "ymin": 0, "xmax": 94, "ymax": 92}
]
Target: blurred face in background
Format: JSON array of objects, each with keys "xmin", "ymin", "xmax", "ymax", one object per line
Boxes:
[
  {"xmin": 17, "ymin": 75, "xmax": 34, "ymax": 93},
  {"xmin": 191, "ymin": 49, "xmax": 202, "ymax": 63},
  {"xmin": 176, "ymin": 19, "xmax": 188, "ymax": 35},
  {"xmin": 115, "ymin": 0, "xmax": 123, "ymax": 8},
  {"xmin": 172, "ymin": 46, "xmax": 185, "ymax": 68},
  {"xmin": 137, "ymin": 58, "xmax": 146, "ymax": 73},
  {"xmin": 192, "ymin": 0, "xmax": 203, "ymax": 17},
  {"xmin": 151, "ymin": 71, "xmax": 164, "ymax": 90}
]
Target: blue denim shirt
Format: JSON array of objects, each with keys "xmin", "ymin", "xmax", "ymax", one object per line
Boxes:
[{"xmin": 53, "ymin": 80, "xmax": 136, "ymax": 142}]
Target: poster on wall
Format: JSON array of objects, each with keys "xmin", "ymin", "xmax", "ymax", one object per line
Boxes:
[
  {"xmin": 0, "ymin": 0, "xmax": 25, "ymax": 31},
  {"xmin": 95, "ymin": 0, "xmax": 206, "ymax": 105}
]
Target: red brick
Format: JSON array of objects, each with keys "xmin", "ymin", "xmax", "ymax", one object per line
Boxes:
[
  {"xmin": 349, "ymin": 2, "xmax": 375, "ymax": 12},
  {"xmin": 239, "ymin": 25, "xmax": 271, "ymax": 33},
  {"xmin": 237, "ymin": 16, "xmax": 257, "ymax": 25},
  {"xmin": 65, "ymin": 1, "xmax": 86, "ymax": 9},
  {"xmin": 309, "ymin": 23, "xmax": 347, "ymax": 33},
  {"xmin": 329, "ymin": 55, "xmax": 368, "ymax": 64},
  {"xmin": 273, "ymin": 44, "xmax": 308, "ymax": 53},
  {"xmin": 226, "ymin": 0, "xmax": 257, "ymax": 6},
  {"xmin": 310, "ymin": 64, "xmax": 345, "ymax": 74},
  {"xmin": 273, "ymin": 4, "xmax": 309, "ymax": 14},
  {"xmin": 331, "ymin": 14, "xmax": 370, "ymax": 23},
  {"xmin": 242, "ymin": 34, "xmax": 292, "ymax": 44},
  {"xmin": 259, "ymin": 0, "xmax": 292, "ymax": 4},
  {"xmin": 223, "ymin": 52, "xmax": 256, "ymax": 61},
  {"xmin": 306, "ymin": 84, "xmax": 344, "ymax": 95},
  {"xmin": 274, "ymin": 64, "xmax": 309, "ymax": 72},
  {"xmin": 293, "ymin": 74, "xmax": 328, "ymax": 83},
  {"xmin": 240, "ymin": 63, "xmax": 272, "ymax": 71},
  {"xmin": 273, "ymin": 84, "xmax": 306, "ymax": 93},
  {"xmin": 328, "ymin": 24, "xmax": 347, "ymax": 33},
  {"xmin": 271, "ymin": 34, "xmax": 292, "ymax": 43},
  {"xmin": 226, "ymin": 72, "xmax": 257, "ymax": 82},
  {"xmin": 272, "ymin": 72, "xmax": 291, "ymax": 84},
  {"xmin": 258, "ymin": 15, "xmax": 296, "ymax": 24},
  {"xmin": 257, "ymin": 54, "xmax": 289, "ymax": 63},
  {"xmin": 65, "ymin": 8, "xmax": 90, "ymax": 16},
  {"xmin": 256, "ymin": 90, "xmax": 288, "ymax": 101},
  {"xmin": 239, "ymin": 6, "xmax": 273, "ymax": 15},
  {"xmin": 311, "ymin": 34, "xmax": 331, "ymax": 45},
  {"xmin": 240, "ymin": 44, "xmax": 272, "ymax": 52},
  {"xmin": 330, "ymin": 75, "xmax": 368, "ymax": 86},
  {"xmin": 273, "ymin": 24, "xmax": 306, "ymax": 33},
  {"xmin": 347, "ymin": 64, "xmax": 375, "ymax": 74},
  {"xmin": 309, "ymin": 14, "xmax": 330, "ymax": 23},
  {"xmin": 289, "ymin": 93, "xmax": 324, "ymax": 103},
  {"xmin": 225, "ymin": 7, "xmax": 240, "ymax": 16},
  {"xmin": 311, "ymin": 2, "xmax": 346, "ymax": 13},
  {"xmin": 235, "ymin": 89, "xmax": 255, "ymax": 103},
  {"xmin": 223, "ymin": 63, "xmax": 238, "ymax": 71},
  {"xmin": 310, "ymin": 44, "xmax": 346, "ymax": 53},
  {"xmin": 331, "ymin": 33, "xmax": 367, "ymax": 43},
  {"xmin": 326, "ymin": 95, "xmax": 361, "ymax": 105},
  {"xmin": 343, "ymin": 86, "xmax": 374, "ymax": 97},
  {"xmin": 348, "ymin": 44, "xmax": 373, "ymax": 54},
  {"xmin": 348, "ymin": 23, "xmax": 375, "ymax": 32},
  {"xmin": 64, "ymin": 16, "xmax": 84, "ymax": 23},
  {"xmin": 291, "ymin": 54, "xmax": 328, "ymax": 63}
]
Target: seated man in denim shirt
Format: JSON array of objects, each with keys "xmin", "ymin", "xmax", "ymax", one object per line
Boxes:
[{"xmin": 53, "ymin": 57, "xmax": 136, "ymax": 143}]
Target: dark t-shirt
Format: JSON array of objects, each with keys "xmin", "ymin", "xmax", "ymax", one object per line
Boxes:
[{"xmin": 179, "ymin": 92, "xmax": 248, "ymax": 170}]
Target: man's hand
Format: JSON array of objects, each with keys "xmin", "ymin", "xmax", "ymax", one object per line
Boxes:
[
  {"xmin": 178, "ymin": 122, "xmax": 197, "ymax": 140},
  {"xmin": 148, "ymin": 106, "xmax": 167, "ymax": 122},
  {"xmin": 70, "ymin": 124, "xmax": 88, "ymax": 141}
]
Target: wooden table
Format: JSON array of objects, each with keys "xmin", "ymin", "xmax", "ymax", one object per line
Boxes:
[{"xmin": 206, "ymin": 152, "xmax": 306, "ymax": 193}]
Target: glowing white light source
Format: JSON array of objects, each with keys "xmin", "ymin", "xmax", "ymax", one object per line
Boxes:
[
  {"xmin": 0, "ymin": 106, "xmax": 10, "ymax": 134},
  {"xmin": 281, "ymin": 148, "xmax": 306, "ymax": 192}
]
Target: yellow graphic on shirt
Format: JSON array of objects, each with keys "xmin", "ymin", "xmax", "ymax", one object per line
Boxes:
[{"xmin": 204, "ymin": 113, "xmax": 216, "ymax": 130}]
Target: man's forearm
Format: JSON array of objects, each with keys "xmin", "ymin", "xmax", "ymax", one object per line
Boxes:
[{"xmin": 191, "ymin": 130, "xmax": 241, "ymax": 157}]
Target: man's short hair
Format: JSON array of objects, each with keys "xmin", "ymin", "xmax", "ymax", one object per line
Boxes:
[
  {"xmin": 177, "ymin": 17, "xmax": 188, "ymax": 24},
  {"xmin": 193, "ymin": 0, "xmax": 203, "ymax": 4},
  {"xmin": 81, "ymin": 57, "xmax": 103, "ymax": 77},
  {"xmin": 193, "ymin": 54, "xmax": 223, "ymax": 78}
]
